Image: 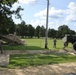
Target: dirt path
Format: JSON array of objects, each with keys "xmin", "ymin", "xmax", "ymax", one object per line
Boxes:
[
  {"xmin": 0, "ymin": 63, "xmax": 76, "ymax": 75},
  {"xmin": 4, "ymin": 49, "xmax": 76, "ymax": 55}
]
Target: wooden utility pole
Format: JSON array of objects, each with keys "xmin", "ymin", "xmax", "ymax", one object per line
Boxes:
[{"xmin": 45, "ymin": 0, "xmax": 49, "ymax": 49}]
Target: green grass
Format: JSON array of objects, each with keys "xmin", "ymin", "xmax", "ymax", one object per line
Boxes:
[
  {"xmin": 1, "ymin": 38, "xmax": 75, "ymax": 69},
  {"xmin": 3, "ymin": 38, "xmax": 73, "ymax": 50},
  {"xmin": 2, "ymin": 38, "xmax": 75, "ymax": 68},
  {"xmin": 8, "ymin": 53, "xmax": 76, "ymax": 68}
]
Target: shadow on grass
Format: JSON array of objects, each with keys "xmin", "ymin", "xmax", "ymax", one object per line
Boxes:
[{"xmin": 3, "ymin": 45, "xmax": 45, "ymax": 50}]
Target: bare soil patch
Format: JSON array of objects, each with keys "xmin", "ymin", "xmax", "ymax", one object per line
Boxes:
[{"xmin": 0, "ymin": 63, "xmax": 76, "ymax": 75}]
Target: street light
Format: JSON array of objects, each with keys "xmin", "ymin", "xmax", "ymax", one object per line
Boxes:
[{"xmin": 45, "ymin": 0, "xmax": 49, "ymax": 49}]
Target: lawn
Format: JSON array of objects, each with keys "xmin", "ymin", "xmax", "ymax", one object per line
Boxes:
[
  {"xmin": 3, "ymin": 38, "xmax": 73, "ymax": 50},
  {"xmin": 8, "ymin": 53, "xmax": 76, "ymax": 68},
  {"xmin": 2, "ymin": 38, "xmax": 75, "ymax": 68}
]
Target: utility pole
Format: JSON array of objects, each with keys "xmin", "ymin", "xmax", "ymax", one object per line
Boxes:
[{"xmin": 45, "ymin": 0, "xmax": 49, "ymax": 49}]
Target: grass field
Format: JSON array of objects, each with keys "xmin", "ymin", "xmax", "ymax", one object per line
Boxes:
[
  {"xmin": 3, "ymin": 38, "xmax": 73, "ymax": 50},
  {"xmin": 2, "ymin": 38, "xmax": 75, "ymax": 68},
  {"xmin": 8, "ymin": 53, "xmax": 76, "ymax": 68}
]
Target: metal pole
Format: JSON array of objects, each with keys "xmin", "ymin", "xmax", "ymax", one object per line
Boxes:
[{"xmin": 45, "ymin": 0, "xmax": 49, "ymax": 49}]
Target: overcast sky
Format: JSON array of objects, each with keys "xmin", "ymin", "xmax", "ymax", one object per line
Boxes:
[{"xmin": 12, "ymin": 0, "xmax": 76, "ymax": 31}]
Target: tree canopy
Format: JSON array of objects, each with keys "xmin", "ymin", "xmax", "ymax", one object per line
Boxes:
[
  {"xmin": 15, "ymin": 22, "xmax": 76, "ymax": 39},
  {"xmin": 0, "ymin": 0, "xmax": 23, "ymax": 34}
]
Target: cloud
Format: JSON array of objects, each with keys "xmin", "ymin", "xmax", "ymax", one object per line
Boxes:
[
  {"xmin": 48, "ymin": 21, "xmax": 59, "ymax": 30},
  {"xmin": 68, "ymin": 2, "xmax": 76, "ymax": 10},
  {"xmin": 35, "ymin": 2, "xmax": 76, "ymax": 23},
  {"xmin": 74, "ymin": 24, "xmax": 76, "ymax": 27},
  {"xmin": 34, "ymin": 7, "xmax": 64, "ymax": 19},
  {"xmin": 65, "ymin": 2, "xmax": 76, "ymax": 22},
  {"xmin": 12, "ymin": 2, "xmax": 21, "ymax": 9},
  {"xmin": 30, "ymin": 19, "xmax": 46, "ymax": 28},
  {"xmin": 49, "ymin": 7, "xmax": 63, "ymax": 18},
  {"xmin": 65, "ymin": 14, "xmax": 76, "ymax": 22},
  {"xmin": 35, "ymin": 9, "xmax": 47, "ymax": 17},
  {"xmin": 30, "ymin": 19, "xmax": 61, "ymax": 30},
  {"xmin": 47, "ymin": 20, "xmax": 63, "ymax": 30},
  {"xmin": 18, "ymin": 0, "xmax": 37, "ymax": 4},
  {"xmin": 34, "ymin": 7, "xmax": 64, "ymax": 29}
]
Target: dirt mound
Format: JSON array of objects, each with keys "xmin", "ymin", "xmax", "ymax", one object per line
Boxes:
[{"xmin": 0, "ymin": 34, "xmax": 26, "ymax": 45}]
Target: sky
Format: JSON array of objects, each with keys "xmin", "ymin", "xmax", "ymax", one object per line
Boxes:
[{"xmin": 12, "ymin": 0, "xmax": 76, "ymax": 31}]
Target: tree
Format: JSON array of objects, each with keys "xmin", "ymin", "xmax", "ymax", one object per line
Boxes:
[
  {"xmin": 58, "ymin": 25, "xmax": 70, "ymax": 38},
  {"xmin": 40, "ymin": 26, "xmax": 45, "ymax": 38},
  {"xmin": 0, "ymin": 15, "xmax": 16, "ymax": 34},
  {"xmin": 35, "ymin": 25, "xmax": 41, "ymax": 38},
  {"xmin": 7, "ymin": 19, "xmax": 16, "ymax": 34},
  {"xmin": 28, "ymin": 24, "xmax": 35, "ymax": 38},
  {"xmin": 70, "ymin": 30, "xmax": 76, "ymax": 35},
  {"xmin": 48, "ymin": 28, "xmax": 57, "ymax": 38},
  {"xmin": 17, "ymin": 21, "xmax": 28, "ymax": 37},
  {"xmin": 0, "ymin": 0, "xmax": 23, "ymax": 35}
]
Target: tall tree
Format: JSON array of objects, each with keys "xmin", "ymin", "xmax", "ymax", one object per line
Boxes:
[
  {"xmin": 35, "ymin": 25, "xmax": 41, "ymax": 38},
  {"xmin": 40, "ymin": 26, "xmax": 45, "ymax": 38},
  {"xmin": 28, "ymin": 24, "xmax": 35, "ymax": 38},
  {"xmin": 48, "ymin": 28, "xmax": 57, "ymax": 38},
  {"xmin": 7, "ymin": 19, "xmax": 16, "ymax": 34},
  {"xmin": 0, "ymin": 0, "xmax": 23, "ymax": 34},
  {"xmin": 58, "ymin": 25, "xmax": 70, "ymax": 38},
  {"xmin": 70, "ymin": 30, "xmax": 76, "ymax": 35},
  {"xmin": 17, "ymin": 21, "xmax": 27, "ymax": 37}
]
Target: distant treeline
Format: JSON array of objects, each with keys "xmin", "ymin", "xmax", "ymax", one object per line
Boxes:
[
  {"xmin": 15, "ymin": 21, "xmax": 76, "ymax": 38},
  {"xmin": 0, "ymin": 21, "xmax": 76, "ymax": 38}
]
